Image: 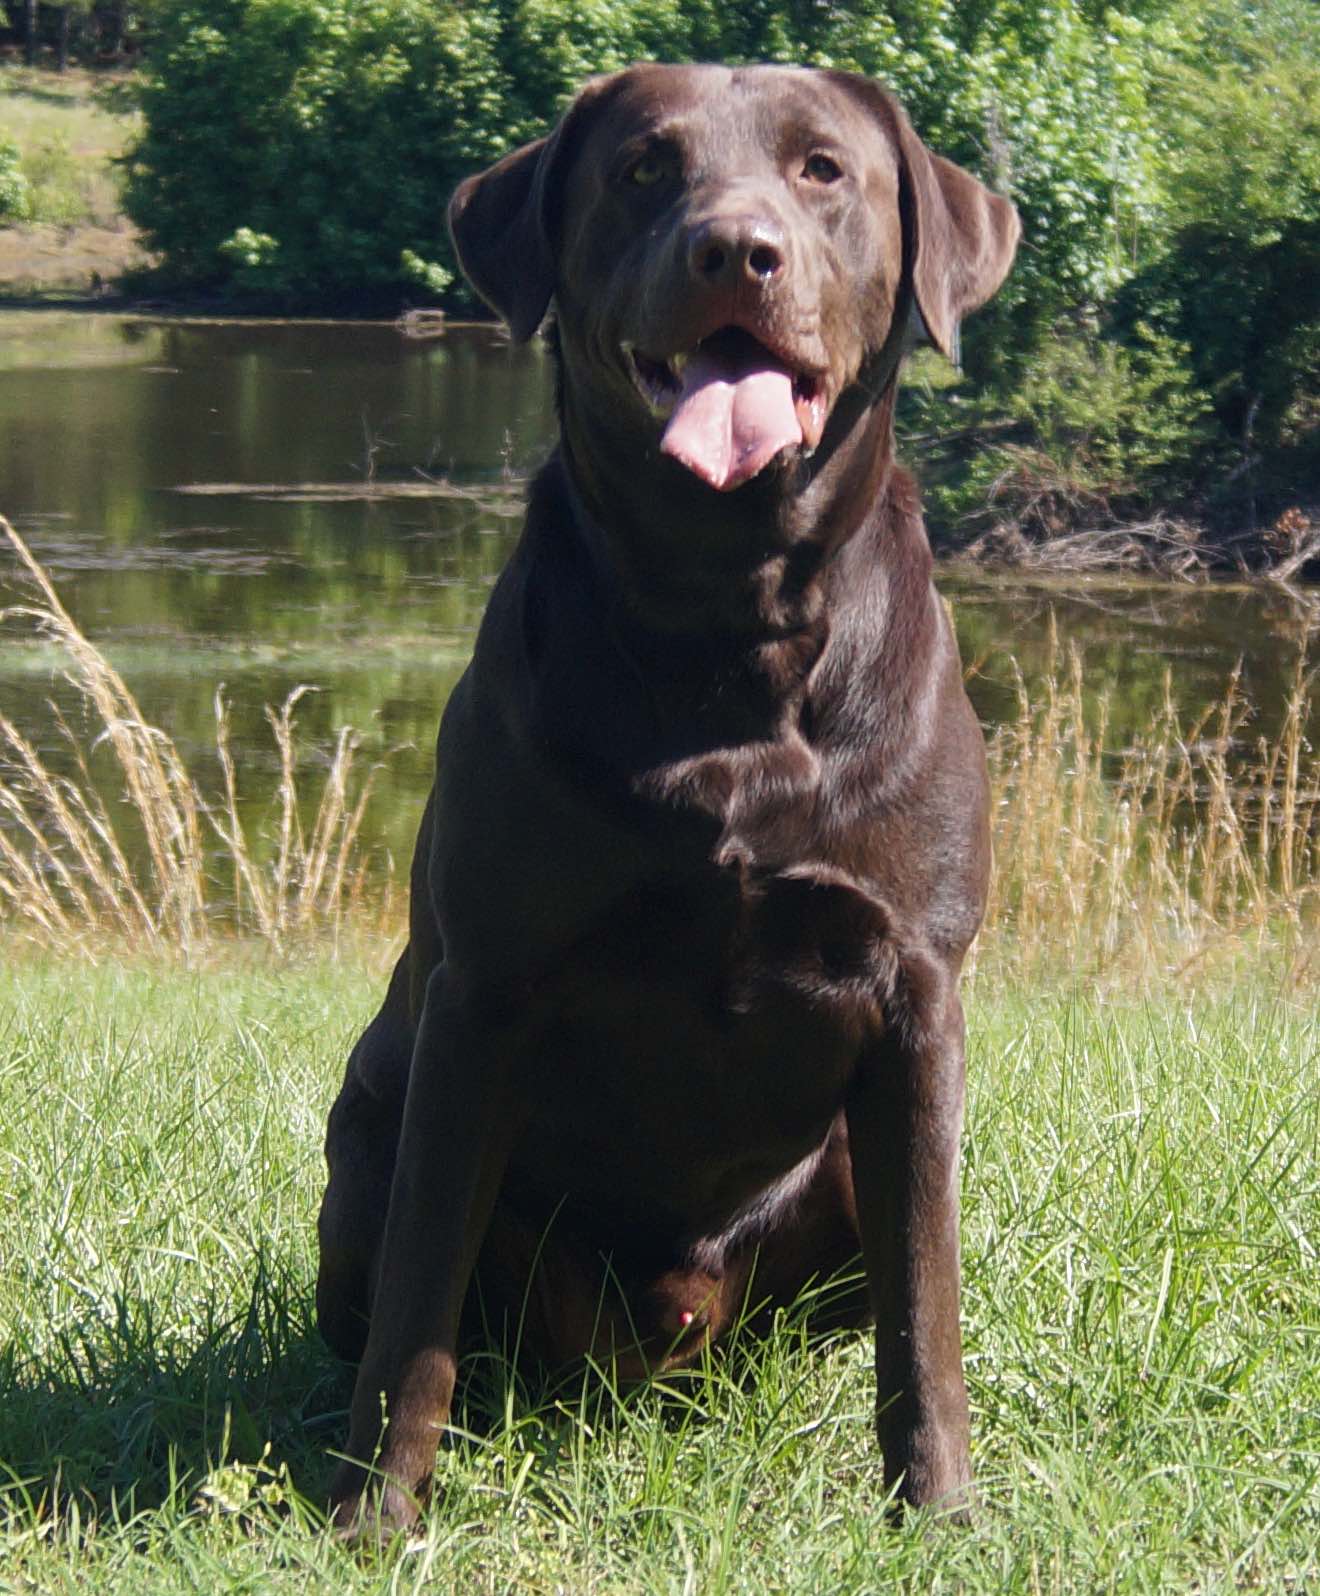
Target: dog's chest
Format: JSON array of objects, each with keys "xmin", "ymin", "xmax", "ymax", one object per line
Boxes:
[
  {"xmin": 552, "ymin": 730, "xmax": 897, "ymax": 1069},
  {"xmin": 521, "ymin": 855, "xmax": 897, "ymax": 1193},
  {"xmin": 501, "ymin": 844, "xmax": 902, "ymax": 1228}
]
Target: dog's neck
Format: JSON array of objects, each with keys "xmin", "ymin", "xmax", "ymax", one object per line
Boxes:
[
  {"xmin": 525, "ymin": 370, "xmax": 925, "ymax": 754},
  {"xmin": 550, "ymin": 335, "xmax": 906, "ymax": 651}
]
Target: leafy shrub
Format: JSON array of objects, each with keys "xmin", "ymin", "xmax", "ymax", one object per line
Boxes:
[
  {"xmin": 915, "ymin": 325, "xmax": 1213, "ymax": 543},
  {"xmin": 122, "ymin": 0, "xmax": 510, "ymax": 305},
  {"xmin": 0, "ymin": 133, "xmax": 31, "ymax": 223},
  {"xmin": 910, "ymin": 0, "xmax": 1320, "ymax": 545}
]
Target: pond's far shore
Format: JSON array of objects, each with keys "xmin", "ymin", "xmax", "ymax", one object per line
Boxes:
[{"xmin": 0, "ymin": 294, "xmax": 1314, "ymax": 585}]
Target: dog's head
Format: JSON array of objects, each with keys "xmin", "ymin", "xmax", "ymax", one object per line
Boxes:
[{"xmin": 449, "ymin": 65, "xmax": 1017, "ymax": 500}]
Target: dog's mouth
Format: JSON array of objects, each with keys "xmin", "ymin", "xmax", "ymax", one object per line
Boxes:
[{"xmin": 626, "ymin": 326, "xmax": 828, "ymax": 492}]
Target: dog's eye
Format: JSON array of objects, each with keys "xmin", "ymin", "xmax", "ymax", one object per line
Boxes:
[
  {"xmin": 625, "ymin": 153, "xmax": 668, "ymax": 188},
  {"xmin": 802, "ymin": 153, "xmax": 843, "ymax": 185}
]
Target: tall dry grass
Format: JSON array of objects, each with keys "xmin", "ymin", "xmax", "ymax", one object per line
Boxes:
[
  {"xmin": 0, "ymin": 517, "xmax": 384, "ymax": 958},
  {"xmin": 2, "ymin": 514, "xmax": 1317, "ymax": 981},
  {"xmin": 979, "ymin": 621, "xmax": 1320, "ymax": 986}
]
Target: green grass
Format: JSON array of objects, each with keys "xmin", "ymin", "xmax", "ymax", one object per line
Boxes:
[
  {"xmin": 0, "ymin": 65, "xmax": 134, "ymax": 227},
  {"xmin": 0, "ymin": 956, "xmax": 1316, "ymax": 1592}
]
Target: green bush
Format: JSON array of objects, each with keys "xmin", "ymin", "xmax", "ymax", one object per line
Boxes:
[
  {"xmin": 911, "ymin": 325, "xmax": 1214, "ymax": 543},
  {"xmin": 913, "ymin": 0, "xmax": 1320, "ymax": 543},
  {"xmin": 122, "ymin": 0, "xmax": 510, "ymax": 304},
  {"xmin": 0, "ymin": 133, "xmax": 31, "ymax": 223}
]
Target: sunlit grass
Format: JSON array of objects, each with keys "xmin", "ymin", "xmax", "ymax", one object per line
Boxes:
[
  {"xmin": 0, "ymin": 64, "xmax": 146, "ymax": 293},
  {"xmin": 0, "ymin": 962, "xmax": 1315, "ymax": 1591},
  {"xmin": 0, "ymin": 64, "xmax": 135, "ymax": 228}
]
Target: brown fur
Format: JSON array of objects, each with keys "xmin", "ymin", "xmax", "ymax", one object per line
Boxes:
[{"xmin": 317, "ymin": 63, "xmax": 1018, "ymax": 1534}]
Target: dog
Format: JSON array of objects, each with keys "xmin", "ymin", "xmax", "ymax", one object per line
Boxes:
[{"xmin": 317, "ymin": 62, "xmax": 1018, "ymax": 1533}]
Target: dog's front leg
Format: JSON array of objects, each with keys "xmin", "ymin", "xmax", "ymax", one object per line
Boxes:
[
  {"xmin": 846, "ymin": 952, "xmax": 973, "ymax": 1514},
  {"xmin": 330, "ymin": 972, "xmax": 521, "ymax": 1536}
]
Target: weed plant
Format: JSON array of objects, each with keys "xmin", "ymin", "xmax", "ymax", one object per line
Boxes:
[
  {"xmin": 0, "ymin": 519, "xmax": 385, "ymax": 959},
  {"xmin": 978, "ymin": 621, "xmax": 1320, "ymax": 991}
]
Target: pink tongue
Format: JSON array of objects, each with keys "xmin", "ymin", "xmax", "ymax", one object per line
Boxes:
[{"xmin": 659, "ymin": 347, "xmax": 802, "ymax": 491}]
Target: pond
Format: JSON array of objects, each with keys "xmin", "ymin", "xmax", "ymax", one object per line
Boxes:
[{"xmin": 1, "ymin": 309, "xmax": 1314, "ymax": 883}]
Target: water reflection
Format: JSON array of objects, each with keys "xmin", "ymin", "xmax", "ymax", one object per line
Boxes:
[{"xmin": 1, "ymin": 311, "xmax": 1315, "ymax": 878}]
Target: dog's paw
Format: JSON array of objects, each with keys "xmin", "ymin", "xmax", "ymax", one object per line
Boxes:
[
  {"xmin": 328, "ymin": 1461, "xmax": 424, "ymax": 1545},
  {"xmin": 881, "ymin": 1422, "xmax": 975, "ymax": 1523}
]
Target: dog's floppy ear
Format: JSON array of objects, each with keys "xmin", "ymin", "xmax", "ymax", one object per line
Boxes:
[
  {"xmin": 447, "ymin": 76, "xmax": 617, "ymax": 343},
  {"xmin": 828, "ymin": 73, "xmax": 1019, "ymax": 361},
  {"xmin": 897, "ymin": 115, "xmax": 1020, "ymax": 361}
]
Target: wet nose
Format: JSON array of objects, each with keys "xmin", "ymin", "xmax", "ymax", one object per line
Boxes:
[{"xmin": 687, "ymin": 216, "xmax": 786, "ymax": 287}]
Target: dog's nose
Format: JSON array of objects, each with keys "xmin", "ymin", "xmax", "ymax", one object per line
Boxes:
[{"xmin": 687, "ymin": 217, "xmax": 786, "ymax": 286}]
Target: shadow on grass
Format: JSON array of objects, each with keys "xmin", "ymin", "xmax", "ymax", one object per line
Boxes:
[
  {"xmin": 0, "ymin": 79, "xmax": 88, "ymax": 110},
  {"xmin": 0, "ymin": 1254, "xmax": 871, "ymax": 1528},
  {"xmin": 0, "ymin": 1252, "xmax": 351, "ymax": 1518}
]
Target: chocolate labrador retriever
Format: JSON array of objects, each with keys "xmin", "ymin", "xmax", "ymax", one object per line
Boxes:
[{"xmin": 318, "ymin": 62, "xmax": 1018, "ymax": 1532}]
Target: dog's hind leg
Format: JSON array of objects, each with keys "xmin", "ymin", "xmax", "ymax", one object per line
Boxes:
[{"xmin": 704, "ymin": 1116, "xmax": 869, "ymax": 1339}]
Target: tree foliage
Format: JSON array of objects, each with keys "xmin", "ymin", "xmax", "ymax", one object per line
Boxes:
[
  {"xmin": 122, "ymin": 0, "xmax": 1176, "ymax": 318},
  {"xmin": 118, "ymin": 0, "xmax": 1319, "ymax": 533},
  {"xmin": 123, "ymin": 0, "xmax": 512, "ymax": 303},
  {"xmin": 1114, "ymin": 0, "xmax": 1320, "ymax": 506}
]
